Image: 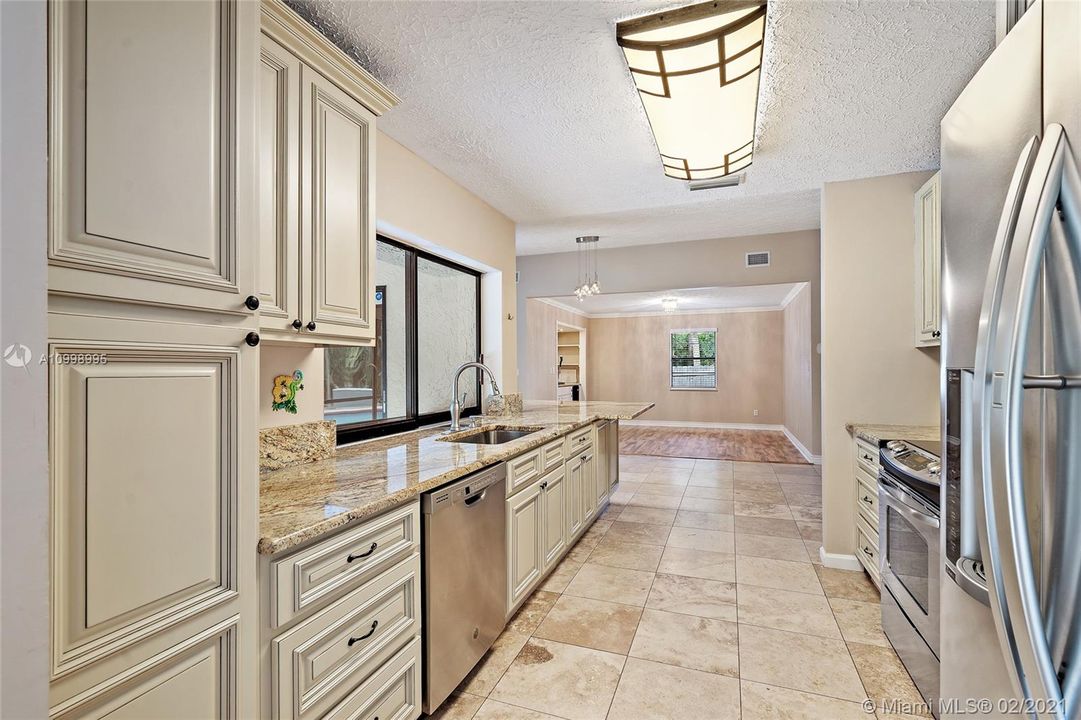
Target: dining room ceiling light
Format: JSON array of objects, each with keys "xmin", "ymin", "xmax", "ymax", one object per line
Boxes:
[{"xmin": 617, "ymin": 0, "xmax": 767, "ymax": 182}]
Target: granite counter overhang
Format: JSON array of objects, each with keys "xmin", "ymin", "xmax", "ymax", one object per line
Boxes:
[
  {"xmin": 258, "ymin": 401, "xmax": 654, "ymax": 555},
  {"xmin": 845, "ymin": 422, "xmax": 940, "ymax": 446}
]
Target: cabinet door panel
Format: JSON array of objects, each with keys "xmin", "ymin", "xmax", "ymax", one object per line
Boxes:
[
  {"xmin": 507, "ymin": 482, "xmax": 543, "ymax": 610},
  {"xmin": 51, "ymin": 619, "xmax": 238, "ymax": 720},
  {"xmin": 580, "ymin": 452, "xmax": 597, "ymax": 525},
  {"xmin": 49, "ymin": 0, "xmax": 253, "ymax": 313},
  {"xmin": 302, "ymin": 68, "xmax": 376, "ymax": 340},
  {"xmin": 542, "ymin": 470, "xmax": 566, "ymax": 569},
  {"xmin": 258, "ymin": 33, "xmax": 301, "ymax": 328},
  {"xmin": 51, "ymin": 340, "xmax": 241, "ymax": 677},
  {"xmin": 564, "ymin": 457, "xmax": 583, "ymax": 540}
]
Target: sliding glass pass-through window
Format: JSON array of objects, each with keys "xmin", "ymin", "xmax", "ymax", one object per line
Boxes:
[
  {"xmin": 324, "ymin": 236, "xmax": 481, "ymax": 443},
  {"xmin": 670, "ymin": 329, "xmax": 717, "ymax": 389}
]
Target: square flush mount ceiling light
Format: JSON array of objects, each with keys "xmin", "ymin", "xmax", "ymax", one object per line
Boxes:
[{"xmin": 617, "ymin": 0, "xmax": 767, "ymax": 181}]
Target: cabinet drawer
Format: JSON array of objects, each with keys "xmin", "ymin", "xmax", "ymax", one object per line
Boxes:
[
  {"xmin": 271, "ymin": 502, "xmax": 419, "ymax": 628},
  {"xmin": 855, "ymin": 515, "xmax": 880, "ymax": 586},
  {"xmin": 540, "ymin": 438, "xmax": 564, "ymax": 473},
  {"xmin": 855, "ymin": 439, "xmax": 880, "ymax": 476},
  {"xmin": 565, "ymin": 426, "xmax": 593, "ymax": 454},
  {"xmin": 855, "ymin": 468, "xmax": 879, "ymax": 527},
  {"xmin": 324, "ymin": 635, "xmax": 420, "ymax": 720},
  {"xmin": 271, "ymin": 554, "xmax": 420, "ymax": 720},
  {"xmin": 507, "ymin": 449, "xmax": 543, "ymax": 497}
]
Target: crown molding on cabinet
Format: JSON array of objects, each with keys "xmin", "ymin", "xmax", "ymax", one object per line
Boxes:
[{"xmin": 261, "ymin": 0, "xmax": 400, "ymax": 116}]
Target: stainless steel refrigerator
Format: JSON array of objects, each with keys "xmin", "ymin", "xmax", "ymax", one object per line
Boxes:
[{"xmin": 940, "ymin": 1, "xmax": 1081, "ymax": 718}]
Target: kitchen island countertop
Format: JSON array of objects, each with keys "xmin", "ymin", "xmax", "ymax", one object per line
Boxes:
[{"xmin": 258, "ymin": 401, "xmax": 653, "ymax": 555}]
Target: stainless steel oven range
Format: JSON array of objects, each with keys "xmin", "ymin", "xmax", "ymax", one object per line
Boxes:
[{"xmin": 878, "ymin": 439, "xmax": 941, "ymax": 717}]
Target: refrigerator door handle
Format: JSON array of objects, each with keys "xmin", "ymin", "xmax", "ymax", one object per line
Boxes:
[{"xmin": 976, "ymin": 124, "xmax": 1079, "ymax": 719}]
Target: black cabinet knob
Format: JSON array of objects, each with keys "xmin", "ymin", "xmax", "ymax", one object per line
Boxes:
[
  {"xmin": 306, "ymin": 321, "xmax": 317, "ymax": 332},
  {"xmin": 932, "ymin": 330, "xmax": 941, "ymax": 338},
  {"xmin": 245, "ymin": 332, "xmax": 260, "ymax": 347},
  {"xmin": 244, "ymin": 295, "xmax": 260, "ymax": 311},
  {"xmin": 291, "ymin": 319, "xmax": 303, "ymax": 330}
]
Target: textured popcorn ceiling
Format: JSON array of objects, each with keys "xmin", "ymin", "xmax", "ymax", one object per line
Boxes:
[{"xmin": 293, "ymin": 0, "xmax": 994, "ymax": 255}]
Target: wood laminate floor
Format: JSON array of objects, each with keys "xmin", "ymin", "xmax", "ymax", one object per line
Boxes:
[{"xmin": 619, "ymin": 426, "xmax": 808, "ymax": 464}]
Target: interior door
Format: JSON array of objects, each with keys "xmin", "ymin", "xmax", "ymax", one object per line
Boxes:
[
  {"xmin": 301, "ymin": 66, "xmax": 376, "ymax": 342},
  {"xmin": 48, "ymin": 0, "xmax": 255, "ymax": 315}
]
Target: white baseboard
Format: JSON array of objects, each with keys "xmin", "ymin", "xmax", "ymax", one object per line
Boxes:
[
  {"xmin": 819, "ymin": 547, "xmax": 863, "ymax": 571},
  {"xmin": 620, "ymin": 419, "xmax": 785, "ymax": 431},
  {"xmin": 782, "ymin": 427, "xmax": 822, "ymax": 465}
]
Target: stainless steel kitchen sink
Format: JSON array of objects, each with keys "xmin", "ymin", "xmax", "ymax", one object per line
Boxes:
[{"xmin": 440, "ymin": 427, "xmax": 543, "ymax": 444}]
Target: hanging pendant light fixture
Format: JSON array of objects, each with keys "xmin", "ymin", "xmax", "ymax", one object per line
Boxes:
[{"xmin": 574, "ymin": 236, "xmax": 601, "ymax": 301}]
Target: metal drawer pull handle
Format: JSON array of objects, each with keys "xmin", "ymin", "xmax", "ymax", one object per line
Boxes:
[
  {"xmin": 863, "ymin": 547, "xmax": 873, "ymax": 557},
  {"xmin": 861, "ymin": 496, "xmax": 873, "ymax": 505},
  {"xmin": 347, "ymin": 620, "xmax": 378, "ymax": 646},
  {"xmin": 347, "ymin": 543, "xmax": 377, "ymax": 563}
]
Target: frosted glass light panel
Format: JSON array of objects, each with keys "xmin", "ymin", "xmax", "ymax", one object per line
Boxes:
[
  {"xmin": 417, "ymin": 257, "xmax": 480, "ymax": 415},
  {"xmin": 617, "ymin": 1, "xmax": 766, "ymax": 180},
  {"xmin": 324, "ymin": 242, "xmax": 407, "ymax": 425}
]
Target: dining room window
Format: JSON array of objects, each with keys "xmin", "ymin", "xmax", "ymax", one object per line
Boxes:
[{"xmin": 670, "ymin": 328, "xmax": 717, "ymax": 390}]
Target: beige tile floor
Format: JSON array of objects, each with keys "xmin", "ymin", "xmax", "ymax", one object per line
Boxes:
[{"xmin": 429, "ymin": 455, "xmax": 931, "ymax": 720}]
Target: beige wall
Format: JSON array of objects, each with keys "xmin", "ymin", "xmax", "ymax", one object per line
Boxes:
[
  {"xmin": 260, "ymin": 346, "xmax": 325, "ymax": 428},
  {"xmin": 259, "ymin": 131, "xmax": 518, "ymax": 429},
  {"xmin": 783, "ymin": 284, "xmax": 815, "ymax": 454},
  {"xmin": 820, "ymin": 171, "xmax": 941, "ymax": 558},
  {"xmin": 376, "ymin": 132, "xmax": 518, "ymax": 393},
  {"xmin": 522, "ymin": 299, "xmax": 591, "ymax": 401},
  {"xmin": 585, "ymin": 310, "xmax": 785, "ymax": 425},
  {"xmin": 516, "ymin": 229, "xmax": 822, "ymax": 450}
]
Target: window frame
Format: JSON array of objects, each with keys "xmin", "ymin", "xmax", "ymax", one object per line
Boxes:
[
  {"xmin": 332, "ymin": 235, "xmax": 482, "ymax": 445},
  {"xmin": 669, "ymin": 327, "xmax": 718, "ymax": 391}
]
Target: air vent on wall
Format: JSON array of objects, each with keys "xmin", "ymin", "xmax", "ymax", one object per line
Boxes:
[{"xmin": 745, "ymin": 251, "xmax": 770, "ymax": 267}]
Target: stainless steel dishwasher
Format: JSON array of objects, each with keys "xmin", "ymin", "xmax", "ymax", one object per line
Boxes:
[{"xmin": 421, "ymin": 462, "xmax": 507, "ymax": 714}]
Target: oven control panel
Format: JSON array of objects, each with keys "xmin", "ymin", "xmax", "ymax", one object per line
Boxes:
[{"xmin": 882, "ymin": 440, "xmax": 941, "ymax": 486}]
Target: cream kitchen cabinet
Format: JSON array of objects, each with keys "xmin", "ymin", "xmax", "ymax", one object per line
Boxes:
[
  {"xmin": 541, "ymin": 467, "xmax": 568, "ymax": 568},
  {"xmin": 48, "ymin": 0, "xmax": 260, "ymax": 318},
  {"xmin": 258, "ymin": 0, "xmax": 399, "ymax": 345},
  {"xmin": 46, "ymin": 313, "xmax": 259, "ymax": 719},
  {"xmin": 259, "ymin": 502, "xmax": 421, "ymax": 720},
  {"xmin": 564, "ymin": 453, "xmax": 585, "ymax": 541},
  {"xmin": 506, "ymin": 476, "xmax": 545, "ymax": 613},
  {"xmin": 506, "ymin": 464, "xmax": 570, "ymax": 613},
  {"xmin": 914, "ymin": 171, "xmax": 942, "ymax": 347},
  {"xmin": 47, "ymin": 0, "xmax": 260, "ymax": 717}
]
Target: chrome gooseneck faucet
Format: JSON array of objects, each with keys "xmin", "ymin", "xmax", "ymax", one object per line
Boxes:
[{"xmin": 449, "ymin": 361, "xmax": 500, "ymax": 432}]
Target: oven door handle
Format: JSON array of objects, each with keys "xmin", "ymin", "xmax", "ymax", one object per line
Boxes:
[{"xmin": 878, "ymin": 481, "xmax": 940, "ymax": 530}]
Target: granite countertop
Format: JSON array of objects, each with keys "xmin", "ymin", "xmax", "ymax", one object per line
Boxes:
[
  {"xmin": 846, "ymin": 422, "xmax": 940, "ymax": 445},
  {"xmin": 258, "ymin": 401, "xmax": 654, "ymax": 555}
]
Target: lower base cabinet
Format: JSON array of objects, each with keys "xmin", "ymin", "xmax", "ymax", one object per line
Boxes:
[
  {"xmin": 506, "ymin": 427, "xmax": 607, "ymax": 616},
  {"xmin": 260, "ymin": 502, "xmax": 422, "ymax": 720}
]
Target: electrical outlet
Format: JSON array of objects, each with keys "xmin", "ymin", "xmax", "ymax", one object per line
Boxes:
[{"xmin": 753, "ymin": 409, "xmax": 759, "ymax": 417}]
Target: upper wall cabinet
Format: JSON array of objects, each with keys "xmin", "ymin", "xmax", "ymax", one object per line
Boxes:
[
  {"xmin": 48, "ymin": 0, "xmax": 257, "ymax": 317},
  {"xmin": 259, "ymin": 0, "xmax": 399, "ymax": 345},
  {"xmin": 914, "ymin": 172, "xmax": 942, "ymax": 347}
]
